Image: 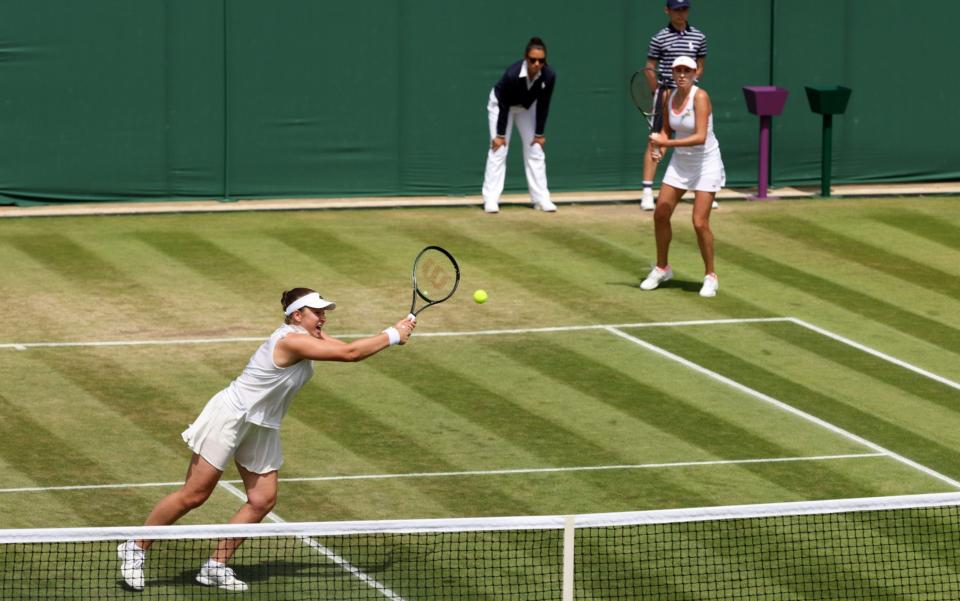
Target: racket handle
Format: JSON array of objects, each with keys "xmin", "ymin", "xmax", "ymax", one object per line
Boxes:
[{"xmin": 407, "ymin": 313, "xmax": 416, "ymax": 321}]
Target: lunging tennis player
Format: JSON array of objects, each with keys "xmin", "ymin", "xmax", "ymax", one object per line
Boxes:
[{"xmin": 118, "ymin": 288, "xmax": 415, "ymax": 592}]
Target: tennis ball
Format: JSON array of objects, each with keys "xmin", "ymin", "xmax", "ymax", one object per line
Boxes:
[{"xmin": 473, "ymin": 289, "xmax": 488, "ymax": 304}]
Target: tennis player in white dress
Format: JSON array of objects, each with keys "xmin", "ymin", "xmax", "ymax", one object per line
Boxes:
[
  {"xmin": 118, "ymin": 288, "xmax": 415, "ymax": 592},
  {"xmin": 640, "ymin": 55, "xmax": 724, "ymax": 298}
]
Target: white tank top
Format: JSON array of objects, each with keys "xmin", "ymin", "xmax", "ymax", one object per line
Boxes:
[
  {"xmin": 667, "ymin": 86, "xmax": 719, "ymax": 157},
  {"xmin": 221, "ymin": 324, "xmax": 315, "ymax": 429}
]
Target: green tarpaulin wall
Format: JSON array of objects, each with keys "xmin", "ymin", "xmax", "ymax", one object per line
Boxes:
[{"xmin": 1, "ymin": 1, "xmax": 957, "ymax": 205}]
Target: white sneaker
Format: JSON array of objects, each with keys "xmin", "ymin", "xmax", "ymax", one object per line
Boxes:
[
  {"xmin": 711, "ymin": 200, "xmax": 719, "ymax": 209},
  {"xmin": 699, "ymin": 274, "xmax": 719, "ymax": 297},
  {"xmin": 196, "ymin": 561, "xmax": 249, "ymax": 592},
  {"xmin": 534, "ymin": 198, "xmax": 557, "ymax": 212},
  {"xmin": 640, "ymin": 189, "xmax": 655, "ymax": 211},
  {"xmin": 640, "ymin": 266, "xmax": 673, "ymax": 290},
  {"xmin": 117, "ymin": 541, "xmax": 145, "ymax": 591},
  {"xmin": 483, "ymin": 200, "xmax": 499, "ymax": 213}
]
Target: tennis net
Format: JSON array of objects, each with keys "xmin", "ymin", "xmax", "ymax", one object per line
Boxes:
[{"xmin": 2, "ymin": 492, "xmax": 959, "ymax": 600}]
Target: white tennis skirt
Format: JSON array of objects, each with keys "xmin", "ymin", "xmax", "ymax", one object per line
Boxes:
[
  {"xmin": 181, "ymin": 391, "xmax": 283, "ymax": 474},
  {"xmin": 662, "ymin": 149, "xmax": 726, "ymax": 193}
]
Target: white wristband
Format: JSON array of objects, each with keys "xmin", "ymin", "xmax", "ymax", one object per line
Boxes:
[{"xmin": 383, "ymin": 327, "xmax": 400, "ymax": 346}]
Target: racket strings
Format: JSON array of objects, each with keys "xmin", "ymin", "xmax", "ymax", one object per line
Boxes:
[
  {"xmin": 415, "ymin": 252, "xmax": 458, "ymax": 302},
  {"xmin": 630, "ymin": 68, "xmax": 661, "ymax": 127}
]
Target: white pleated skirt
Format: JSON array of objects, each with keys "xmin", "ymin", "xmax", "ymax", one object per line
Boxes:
[
  {"xmin": 181, "ymin": 391, "xmax": 284, "ymax": 474},
  {"xmin": 662, "ymin": 148, "xmax": 726, "ymax": 193}
]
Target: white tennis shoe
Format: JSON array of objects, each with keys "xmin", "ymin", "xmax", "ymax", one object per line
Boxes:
[
  {"xmin": 699, "ymin": 273, "xmax": 719, "ymax": 297},
  {"xmin": 640, "ymin": 189, "xmax": 655, "ymax": 211},
  {"xmin": 117, "ymin": 541, "xmax": 145, "ymax": 591},
  {"xmin": 196, "ymin": 561, "xmax": 249, "ymax": 592},
  {"xmin": 483, "ymin": 200, "xmax": 499, "ymax": 213},
  {"xmin": 640, "ymin": 266, "xmax": 673, "ymax": 290},
  {"xmin": 534, "ymin": 198, "xmax": 557, "ymax": 212}
]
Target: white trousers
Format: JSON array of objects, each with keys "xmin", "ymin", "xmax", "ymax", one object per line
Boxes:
[{"xmin": 481, "ymin": 89, "xmax": 551, "ymax": 205}]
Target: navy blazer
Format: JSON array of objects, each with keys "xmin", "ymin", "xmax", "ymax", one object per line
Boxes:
[{"xmin": 492, "ymin": 60, "xmax": 557, "ymax": 137}]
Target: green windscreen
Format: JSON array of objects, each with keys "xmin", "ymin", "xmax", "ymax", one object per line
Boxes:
[{"xmin": 1, "ymin": 0, "xmax": 956, "ymax": 205}]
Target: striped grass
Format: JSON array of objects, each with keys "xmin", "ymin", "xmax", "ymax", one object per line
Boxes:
[{"xmin": 1, "ymin": 197, "xmax": 959, "ymax": 597}]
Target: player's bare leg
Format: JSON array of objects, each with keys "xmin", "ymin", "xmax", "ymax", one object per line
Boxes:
[
  {"xmin": 653, "ymin": 183, "xmax": 684, "ymax": 267},
  {"xmin": 692, "ymin": 191, "xmax": 719, "ymax": 297},
  {"xmin": 641, "ymin": 182, "xmax": 683, "ymax": 291},
  {"xmin": 691, "ymin": 191, "xmax": 716, "ymax": 275},
  {"xmin": 137, "ymin": 454, "xmax": 221, "ymax": 549},
  {"xmin": 209, "ymin": 465, "xmax": 279, "ymax": 565},
  {"xmin": 196, "ymin": 465, "xmax": 276, "ymax": 592},
  {"xmin": 119, "ymin": 455, "xmax": 221, "ymax": 591}
]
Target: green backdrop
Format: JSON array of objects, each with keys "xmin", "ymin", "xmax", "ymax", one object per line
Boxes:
[{"xmin": 1, "ymin": 1, "xmax": 957, "ymax": 205}]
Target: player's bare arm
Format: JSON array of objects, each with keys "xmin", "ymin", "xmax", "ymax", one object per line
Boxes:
[{"xmin": 275, "ymin": 319, "xmax": 414, "ymax": 365}]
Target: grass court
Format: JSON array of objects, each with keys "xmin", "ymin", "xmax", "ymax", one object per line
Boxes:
[{"xmin": 1, "ymin": 197, "xmax": 959, "ymax": 598}]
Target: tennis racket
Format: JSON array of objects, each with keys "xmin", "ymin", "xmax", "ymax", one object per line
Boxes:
[
  {"xmin": 408, "ymin": 246, "xmax": 460, "ymax": 319},
  {"xmin": 630, "ymin": 68, "xmax": 663, "ymax": 160}
]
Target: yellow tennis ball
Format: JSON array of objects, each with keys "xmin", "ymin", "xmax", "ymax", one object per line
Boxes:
[{"xmin": 473, "ymin": 289, "xmax": 488, "ymax": 304}]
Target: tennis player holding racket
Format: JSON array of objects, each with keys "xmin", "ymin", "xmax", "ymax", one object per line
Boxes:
[
  {"xmin": 641, "ymin": 0, "xmax": 708, "ymax": 211},
  {"xmin": 640, "ymin": 56, "xmax": 724, "ymax": 298},
  {"xmin": 118, "ymin": 288, "xmax": 414, "ymax": 592}
]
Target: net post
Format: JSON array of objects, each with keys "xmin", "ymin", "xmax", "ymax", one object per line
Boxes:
[{"xmin": 562, "ymin": 514, "xmax": 576, "ymax": 601}]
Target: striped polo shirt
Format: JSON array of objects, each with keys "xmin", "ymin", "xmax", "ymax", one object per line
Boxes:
[{"xmin": 647, "ymin": 23, "xmax": 707, "ymax": 88}]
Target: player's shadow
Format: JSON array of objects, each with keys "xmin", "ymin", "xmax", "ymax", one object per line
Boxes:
[
  {"xmin": 610, "ymin": 278, "xmax": 702, "ymax": 293},
  {"xmin": 129, "ymin": 560, "xmax": 323, "ymax": 590},
  {"xmin": 136, "ymin": 557, "xmax": 399, "ymax": 591}
]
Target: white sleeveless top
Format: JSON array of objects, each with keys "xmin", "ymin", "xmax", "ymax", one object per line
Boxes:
[
  {"xmin": 667, "ymin": 86, "xmax": 719, "ymax": 158},
  {"xmin": 220, "ymin": 324, "xmax": 315, "ymax": 429}
]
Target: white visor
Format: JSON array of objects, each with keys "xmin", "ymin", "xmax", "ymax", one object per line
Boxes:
[
  {"xmin": 671, "ymin": 56, "xmax": 698, "ymax": 70},
  {"xmin": 284, "ymin": 292, "xmax": 337, "ymax": 316}
]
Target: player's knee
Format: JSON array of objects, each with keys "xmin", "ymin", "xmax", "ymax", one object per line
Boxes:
[
  {"xmin": 247, "ymin": 491, "xmax": 277, "ymax": 516},
  {"xmin": 692, "ymin": 216, "xmax": 711, "ymax": 234},
  {"xmin": 180, "ymin": 488, "xmax": 213, "ymax": 511},
  {"xmin": 653, "ymin": 205, "xmax": 671, "ymax": 223}
]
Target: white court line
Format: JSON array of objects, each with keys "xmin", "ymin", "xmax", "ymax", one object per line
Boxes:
[
  {"xmin": 0, "ymin": 453, "xmax": 883, "ymax": 494},
  {"xmin": 788, "ymin": 317, "xmax": 960, "ymax": 392},
  {"xmin": 605, "ymin": 326, "xmax": 960, "ymax": 490},
  {"xmin": 0, "ymin": 317, "xmax": 790, "ymax": 350},
  {"xmin": 217, "ymin": 481, "xmax": 406, "ymax": 601},
  {"xmin": 0, "ymin": 480, "xmax": 184, "ymax": 494},
  {"xmin": 1, "ymin": 336, "xmax": 265, "ymax": 350},
  {"xmin": 413, "ymin": 317, "xmax": 790, "ymax": 338},
  {"xmin": 273, "ymin": 454, "xmax": 885, "ymax": 484}
]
